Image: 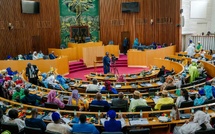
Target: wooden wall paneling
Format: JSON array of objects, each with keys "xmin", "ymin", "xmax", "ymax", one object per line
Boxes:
[
  {"xmin": 100, "ymin": 0, "xmax": 181, "ymax": 51},
  {"xmin": 0, "ymin": 0, "xmax": 61, "ymax": 60}
]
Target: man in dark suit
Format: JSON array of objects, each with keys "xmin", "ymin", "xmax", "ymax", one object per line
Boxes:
[
  {"xmin": 25, "ymin": 63, "xmax": 39, "ymax": 85},
  {"xmin": 49, "ymin": 51, "xmax": 57, "ymax": 59},
  {"xmin": 111, "ymin": 92, "xmax": 128, "ymax": 111}
]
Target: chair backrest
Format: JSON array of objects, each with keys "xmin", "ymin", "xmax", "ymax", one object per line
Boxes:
[
  {"xmin": 160, "ymin": 104, "xmax": 175, "ymax": 110},
  {"xmin": 101, "ymin": 132, "xmax": 123, "ymax": 134},
  {"xmin": 181, "ymin": 83, "xmax": 192, "ymax": 88},
  {"xmin": 204, "ymin": 99, "xmax": 215, "ymax": 104},
  {"xmin": 64, "ymin": 104, "xmax": 79, "ymax": 110},
  {"xmin": 180, "ymin": 100, "xmax": 194, "ymax": 108},
  {"xmin": 44, "ymin": 102, "xmax": 59, "ymax": 109},
  {"xmin": 86, "ymin": 90, "xmax": 98, "ymax": 93},
  {"xmin": 89, "ymin": 105, "xmax": 105, "ymax": 112},
  {"xmin": 148, "ymin": 88, "xmax": 160, "ymax": 92},
  {"xmin": 45, "ymin": 130, "xmax": 62, "ymax": 134},
  {"xmin": 110, "ymin": 106, "xmax": 127, "ymax": 112},
  {"xmin": 195, "ymin": 128, "xmax": 215, "ymax": 134},
  {"xmin": 135, "ymin": 106, "xmax": 152, "ymax": 112},
  {"xmin": 165, "ymin": 85, "xmax": 176, "ymax": 90},
  {"xmin": 129, "ymin": 128, "xmax": 150, "ymax": 134},
  {"xmin": 24, "ymin": 126, "xmax": 42, "ymax": 134},
  {"xmin": 1, "ymin": 122, "xmax": 19, "ymax": 134}
]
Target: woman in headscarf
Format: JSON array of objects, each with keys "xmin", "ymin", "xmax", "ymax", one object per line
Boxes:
[
  {"xmin": 116, "ymin": 75, "xmax": 126, "ymax": 82},
  {"xmin": 47, "ymin": 90, "xmax": 65, "ymax": 109},
  {"xmin": 67, "ymin": 89, "xmax": 89, "ymax": 110},
  {"xmin": 175, "ymin": 89, "xmax": 191, "ymax": 107},
  {"xmin": 101, "ymin": 81, "xmax": 118, "ymax": 94},
  {"xmin": 189, "ymin": 60, "xmax": 199, "ymax": 83},
  {"xmin": 160, "ymin": 75, "xmax": 174, "ymax": 91},
  {"xmin": 173, "ymin": 110, "xmax": 212, "ymax": 134}
]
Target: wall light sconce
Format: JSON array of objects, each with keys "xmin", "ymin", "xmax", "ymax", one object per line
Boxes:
[
  {"xmin": 8, "ymin": 23, "xmax": 14, "ymax": 30},
  {"xmin": 150, "ymin": 19, "xmax": 153, "ymax": 25}
]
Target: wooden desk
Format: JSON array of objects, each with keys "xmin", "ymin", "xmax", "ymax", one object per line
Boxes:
[
  {"xmin": 48, "ymin": 48, "xmax": 77, "ymax": 61},
  {"xmin": 128, "ymin": 45, "xmax": 176, "ymax": 67}
]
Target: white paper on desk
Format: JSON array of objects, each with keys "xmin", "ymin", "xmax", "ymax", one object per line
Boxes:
[
  {"xmin": 115, "ymin": 85, "xmax": 122, "ymax": 88},
  {"xmin": 100, "ymin": 118, "xmax": 126, "ymax": 128},
  {"xmin": 153, "ymin": 96, "xmax": 160, "ymax": 104},
  {"xmin": 62, "ymin": 118, "xmax": 71, "ymax": 124},
  {"xmin": 145, "ymin": 83, "xmax": 152, "ymax": 87},
  {"xmin": 129, "ymin": 118, "xmax": 149, "ymax": 126},
  {"xmin": 156, "ymin": 81, "xmax": 163, "ymax": 85},
  {"xmin": 80, "ymin": 84, "xmax": 88, "ymax": 87}
]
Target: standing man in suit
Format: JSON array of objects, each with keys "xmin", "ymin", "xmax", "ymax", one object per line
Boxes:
[
  {"xmin": 103, "ymin": 52, "xmax": 111, "ymax": 74},
  {"xmin": 123, "ymin": 37, "xmax": 129, "ymax": 55},
  {"xmin": 26, "ymin": 63, "xmax": 39, "ymax": 85}
]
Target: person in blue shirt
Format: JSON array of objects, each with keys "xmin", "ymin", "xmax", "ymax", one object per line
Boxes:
[
  {"xmin": 21, "ymin": 89, "xmax": 41, "ymax": 106},
  {"xmin": 91, "ymin": 92, "xmax": 110, "ymax": 111},
  {"xmin": 25, "ymin": 108, "xmax": 46, "ymax": 133},
  {"xmin": 132, "ymin": 38, "xmax": 139, "ymax": 49},
  {"xmin": 72, "ymin": 114, "xmax": 99, "ymax": 134},
  {"xmin": 203, "ymin": 81, "xmax": 213, "ymax": 100},
  {"xmin": 123, "ymin": 37, "xmax": 129, "ymax": 55},
  {"xmin": 103, "ymin": 52, "xmax": 111, "ymax": 74},
  {"xmin": 104, "ymin": 110, "xmax": 122, "ymax": 132}
]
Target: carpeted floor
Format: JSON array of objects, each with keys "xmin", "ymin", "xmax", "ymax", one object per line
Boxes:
[{"xmin": 65, "ymin": 66, "xmax": 149, "ymax": 80}]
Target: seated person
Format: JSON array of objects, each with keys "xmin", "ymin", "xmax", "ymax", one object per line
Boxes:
[
  {"xmin": 194, "ymin": 93, "xmax": 207, "ymax": 106},
  {"xmin": 67, "ymin": 89, "xmax": 89, "ymax": 111},
  {"xmin": 173, "ymin": 110, "xmax": 212, "ymax": 134},
  {"xmin": 189, "ymin": 60, "xmax": 199, "ymax": 83},
  {"xmin": 0, "ymin": 108, "xmax": 9, "ymax": 123},
  {"xmin": 32, "ymin": 51, "xmax": 38, "ymax": 60},
  {"xmin": 49, "ymin": 51, "xmax": 57, "ymax": 59},
  {"xmin": 132, "ymin": 38, "xmax": 139, "ymax": 49},
  {"xmin": 116, "ymin": 75, "xmax": 126, "ymax": 82},
  {"xmin": 175, "ymin": 89, "xmax": 191, "ymax": 107},
  {"xmin": 196, "ymin": 41, "xmax": 203, "ymax": 53},
  {"xmin": 203, "ymin": 82, "xmax": 213, "ymax": 100},
  {"xmin": 111, "ymin": 92, "xmax": 128, "ymax": 111},
  {"xmin": 55, "ymin": 75, "xmax": 71, "ymax": 90},
  {"xmin": 6, "ymin": 109, "xmax": 25, "ymax": 132},
  {"xmin": 180, "ymin": 72, "xmax": 187, "ymax": 85},
  {"xmin": 129, "ymin": 91, "xmax": 147, "ymax": 112},
  {"xmin": 47, "ymin": 90, "xmax": 65, "ymax": 109},
  {"xmin": 160, "ymin": 75, "xmax": 174, "ymax": 91},
  {"xmin": 18, "ymin": 54, "xmax": 24, "ymax": 60},
  {"xmin": 154, "ymin": 90, "xmax": 174, "ymax": 110},
  {"xmin": 104, "ymin": 110, "xmax": 125, "ymax": 132},
  {"xmin": 37, "ymin": 50, "xmax": 44, "ymax": 59},
  {"xmin": 91, "ymin": 92, "xmax": 110, "ymax": 111},
  {"xmin": 12, "ymin": 86, "xmax": 25, "ymax": 102},
  {"xmin": 72, "ymin": 114, "xmax": 99, "ymax": 134},
  {"xmin": 21, "ymin": 89, "xmax": 41, "ymax": 106},
  {"xmin": 101, "ymin": 81, "xmax": 118, "ymax": 94},
  {"xmin": 25, "ymin": 108, "xmax": 46, "ymax": 133},
  {"xmin": 86, "ymin": 78, "xmax": 100, "ymax": 92},
  {"xmin": 46, "ymin": 112, "xmax": 72, "ymax": 134},
  {"xmin": 157, "ymin": 65, "xmax": 165, "ymax": 77}
]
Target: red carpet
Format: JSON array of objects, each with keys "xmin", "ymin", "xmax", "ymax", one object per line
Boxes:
[{"xmin": 65, "ymin": 66, "xmax": 149, "ymax": 80}]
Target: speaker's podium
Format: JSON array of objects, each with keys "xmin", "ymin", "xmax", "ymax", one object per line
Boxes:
[{"xmin": 94, "ymin": 56, "xmax": 103, "ymax": 71}]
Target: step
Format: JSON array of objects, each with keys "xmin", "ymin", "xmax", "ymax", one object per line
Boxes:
[
  {"xmin": 69, "ymin": 67, "xmax": 88, "ymax": 73},
  {"xmin": 69, "ymin": 61, "xmax": 84, "ymax": 66},
  {"xmin": 69, "ymin": 64, "xmax": 86, "ymax": 69}
]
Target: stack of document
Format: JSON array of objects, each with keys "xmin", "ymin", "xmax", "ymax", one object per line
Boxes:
[{"xmin": 129, "ymin": 118, "xmax": 149, "ymax": 126}]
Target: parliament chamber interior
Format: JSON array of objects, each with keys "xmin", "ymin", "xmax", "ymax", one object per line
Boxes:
[{"xmin": 0, "ymin": 0, "xmax": 215, "ymax": 134}]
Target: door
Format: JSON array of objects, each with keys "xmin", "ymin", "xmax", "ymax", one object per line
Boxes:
[{"xmin": 121, "ymin": 31, "xmax": 130, "ymax": 53}]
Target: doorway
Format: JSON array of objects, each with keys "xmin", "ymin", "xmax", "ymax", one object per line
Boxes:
[{"xmin": 121, "ymin": 31, "xmax": 130, "ymax": 53}]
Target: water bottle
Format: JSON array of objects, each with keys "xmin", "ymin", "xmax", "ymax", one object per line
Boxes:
[
  {"xmin": 98, "ymin": 110, "xmax": 101, "ymax": 119},
  {"xmin": 140, "ymin": 110, "xmax": 142, "ymax": 118},
  {"xmin": 191, "ymin": 108, "xmax": 194, "ymax": 114},
  {"xmin": 74, "ymin": 109, "xmax": 77, "ymax": 117},
  {"xmin": 205, "ymin": 105, "xmax": 209, "ymax": 114}
]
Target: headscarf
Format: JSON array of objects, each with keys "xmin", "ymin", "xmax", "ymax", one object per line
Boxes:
[
  {"xmin": 105, "ymin": 81, "xmax": 112, "ymax": 91},
  {"xmin": 51, "ymin": 112, "xmax": 60, "ymax": 122},
  {"xmin": 107, "ymin": 110, "xmax": 116, "ymax": 119},
  {"xmin": 68, "ymin": 89, "xmax": 79, "ymax": 105},
  {"xmin": 47, "ymin": 90, "xmax": 57, "ymax": 103}
]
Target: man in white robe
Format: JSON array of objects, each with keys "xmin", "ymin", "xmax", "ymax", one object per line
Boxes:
[
  {"xmin": 186, "ymin": 43, "xmax": 195, "ymax": 57},
  {"xmin": 173, "ymin": 110, "xmax": 212, "ymax": 134}
]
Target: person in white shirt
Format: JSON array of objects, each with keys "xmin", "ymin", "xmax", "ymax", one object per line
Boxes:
[
  {"xmin": 86, "ymin": 78, "xmax": 100, "ymax": 92},
  {"xmin": 46, "ymin": 112, "xmax": 72, "ymax": 134},
  {"xmin": 175, "ymin": 89, "xmax": 191, "ymax": 107},
  {"xmin": 32, "ymin": 51, "xmax": 38, "ymax": 60},
  {"xmin": 6, "ymin": 109, "xmax": 25, "ymax": 132},
  {"xmin": 129, "ymin": 90, "xmax": 147, "ymax": 112},
  {"xmin": 0, "ymin": 108, "xmax": 9, "ymax": 123},
  {"xmin": 186, "ymin": 42, "xmax": 195, "ymax": 57}
]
